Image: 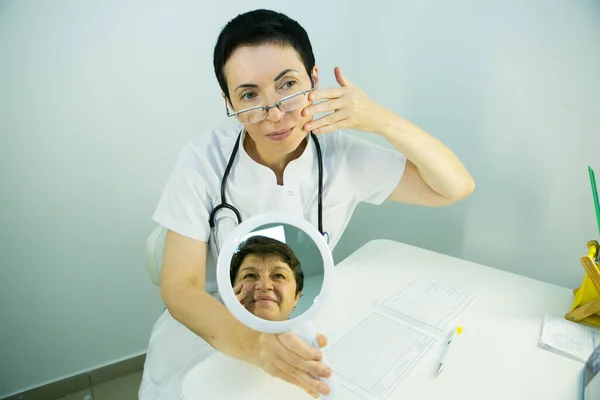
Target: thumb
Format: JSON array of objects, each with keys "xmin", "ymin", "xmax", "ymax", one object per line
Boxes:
[
  {"xmin": 334, "ymin": 66, "xmax": 354, "ymax": 88},
  {"xmin": 316, "ymin": 333, "xmax": 328, "ymax": 348}
]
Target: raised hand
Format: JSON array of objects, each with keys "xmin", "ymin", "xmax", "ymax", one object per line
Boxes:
[{"xmin": 303, "ymin": 66, "xmax": 385, "ymax": 135}]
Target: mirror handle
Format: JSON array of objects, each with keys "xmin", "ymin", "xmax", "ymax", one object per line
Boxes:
[{"xmin": 291, "ymin": 321, "xmax": 338, "ymax": 399}]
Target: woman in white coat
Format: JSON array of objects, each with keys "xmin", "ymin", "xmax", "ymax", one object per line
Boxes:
[{"xmin": 139, "ymin": 8, "xmax": 475, "ymax": 400}]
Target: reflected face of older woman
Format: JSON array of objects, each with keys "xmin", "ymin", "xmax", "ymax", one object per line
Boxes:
[{"xmin": 233, "ymin": 254, "xmax": 301, "ymax": 321}]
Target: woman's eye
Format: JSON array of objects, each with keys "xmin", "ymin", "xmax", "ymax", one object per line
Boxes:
[
  {"xmin": 274, "ymin": 273, "xmax": 286, "ymax": 279},
  {"xmin": 241, "ymin": 92, "xmax": 257, "ymax": 101},
  {"xmin": 281, "ymin": 80, "xmax": 296, "ymax": 90},
  {"xmin": 243, "ymin": 273, "xmax": 256, "ymax": 279}
]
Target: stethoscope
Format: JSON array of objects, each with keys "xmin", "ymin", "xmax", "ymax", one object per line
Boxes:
[{"xmin": 208, "ymin": 129, "xmax": 329, "ymax": 251}]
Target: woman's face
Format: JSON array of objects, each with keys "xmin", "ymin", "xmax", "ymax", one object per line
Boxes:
[
  {"xmin": 233, "ymin": 253, "xmax": 301, "ymax": 321},
  {"xmin": 223, "ymin": 43, "xmax": 319, "ymax": 159}
]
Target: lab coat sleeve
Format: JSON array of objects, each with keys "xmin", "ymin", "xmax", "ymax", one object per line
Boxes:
[
  {"xmin": 342, "ymin": 132, "xmax": 407, "ymax": 205},
  {"xmin": 152, "ymin": 142, "xmax": 212, "ymax": 242}
]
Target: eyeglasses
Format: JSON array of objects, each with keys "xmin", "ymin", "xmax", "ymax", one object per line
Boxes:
[{"xmin": 226, "ymin": 85, "xmax": 314, "ymax": 125}]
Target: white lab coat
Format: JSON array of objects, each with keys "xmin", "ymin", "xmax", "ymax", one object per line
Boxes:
[
  {"xmin": 139, "ymin": 308, "xmax": 217, "ymax": 399},
  {"xmin": 139, "ymin": 126, "xmax": 406, "ymax": 399}
]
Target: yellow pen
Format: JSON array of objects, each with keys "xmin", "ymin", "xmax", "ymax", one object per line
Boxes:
[{"xmin": 437, "ymin": 326, "xmax": 463, "ymax": 375}]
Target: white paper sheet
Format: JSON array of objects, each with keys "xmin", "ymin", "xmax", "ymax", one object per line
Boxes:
[
  {"xmin": 540, "ymin": 314, "xmax": 600, "ymax": 363},
  {"xmin": 323, "ymin": 276, "xmax": 475, "ymax": 399},
  {"xmin": 325, "ymin": 311, "xmax": 436, "ymax": 400},
  {"xmin": 379, "ymin": 276, "xmax": 475, "ymax": 331}
]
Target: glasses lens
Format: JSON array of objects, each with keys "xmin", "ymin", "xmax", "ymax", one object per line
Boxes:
[
  {"xmin": 232, "ymin": 90, "xmax": 311, "ymax": 124},
  {"xmin": 280, "ymin": 92, "xmax": 309, "ymax": 112},
  {"xmin": 238, "ymin": 108, "xmax": 267, "ymax": 124}
]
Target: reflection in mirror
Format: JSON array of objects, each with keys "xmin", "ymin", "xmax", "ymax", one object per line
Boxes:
[{"xmin": 229, "ymin": 223, "xmax": 324, "ymax": 322}]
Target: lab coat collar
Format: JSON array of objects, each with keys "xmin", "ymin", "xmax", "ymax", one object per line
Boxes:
[{"xmin": 236, "ymin": 127, "xmax": 316, "ymax": 186}]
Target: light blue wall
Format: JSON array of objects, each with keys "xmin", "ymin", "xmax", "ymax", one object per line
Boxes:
[
  {"xmin": 1, "ymin": 0, "xmax": 599, "ymax": 397},
  {"xmin": 332, "ymin": 0, "xmax": 600, "ymax": 291},
  {"xmin": 290, "ymin": 273, "xmax": 324, "ymax": 318}
]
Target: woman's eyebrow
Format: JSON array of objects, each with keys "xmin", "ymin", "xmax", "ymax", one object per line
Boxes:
[
  {"xmin": 234, "ymin": 68, "xmax": 299, "ymax": 92},
  {"xmin": 272, "ymin": 265, "xmax": 293, "ymax": 274},
  {"xmin": 273, "ymin": 68, "xmax": 298, "ymax": 81},
  {"xmin": 238, "ymin": 266, "xmax": 257, "ymax": 274}
]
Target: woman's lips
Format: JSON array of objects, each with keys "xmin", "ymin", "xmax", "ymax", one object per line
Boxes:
[
  {"xmin": 252, "ymin": 296, "xmax": 278, "ymax": 305},
  {"xmin": 267, "ymin": 128, "xmax": 292, "ymax": 142}
]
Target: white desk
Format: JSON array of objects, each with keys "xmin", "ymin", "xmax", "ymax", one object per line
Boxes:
[{"xmin": 181, "ymin": 239, "xmax": 583, "ymax": 400}]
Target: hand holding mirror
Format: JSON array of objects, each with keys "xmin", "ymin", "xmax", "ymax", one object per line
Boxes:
[{"xmin": 217, "ymin": 213, "xmax": 338, "ymax": 398}]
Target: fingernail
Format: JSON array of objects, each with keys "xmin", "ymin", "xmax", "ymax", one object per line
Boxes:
[
  {"xmin": 306, "ymin": 124, "xmax": 312, "ymax": 130},
  {"xmin": 319, "ymin": 383, "xmax": 329, "ymax": 394},
  {"xmin": 324, "ymin": 368, "xmax": 332, "ymax": 377},
  {"xmin": 315, "ymin": 352, "xmax": 322, "ymax": 360}
]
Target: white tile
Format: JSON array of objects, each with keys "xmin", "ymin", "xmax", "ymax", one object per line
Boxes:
[
  {"xmin": 92, "ymin": 371, "xmax": 142, "ymax": 400},
  {"xmin": 57, "ymin": 388, "xmax": 94, "ymax": 400}
]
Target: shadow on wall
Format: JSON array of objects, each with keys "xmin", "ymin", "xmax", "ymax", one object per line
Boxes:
[
  {"xmin": 332, "ymin": 1, "xmax": 600, "ymax": 290},
  {"xmin": 332, "ymin": 201, "xmax": 471, "ymax": 265},
  {"xmin": 332, "ymin": 1, "xmax": 493, "ymax": 270}
]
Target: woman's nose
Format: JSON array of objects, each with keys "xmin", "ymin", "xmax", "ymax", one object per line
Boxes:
[
  {"xmin": 255, "ymin": 277, "xmax": 274, "ymax": 290},
  {"xmin": 265, "ymin": 105, "xmax": 285, "ymax": 122}
]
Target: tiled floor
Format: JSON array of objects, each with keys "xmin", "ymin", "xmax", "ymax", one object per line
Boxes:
[{"xmin": 57, "ymin": 372, "xmax": 142, "ymax": 400}]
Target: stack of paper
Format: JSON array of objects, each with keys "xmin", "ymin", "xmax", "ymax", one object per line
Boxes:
[
  {"xmin": 584, "ymin": 344, "xmax": 600, "ymax": 400},
  {"xmin": 539, "ymin": 314, "xmax": 600, "ymax": 362},
  {"xmin": 324, "ymin": 276, "xmax": 474, "ymax": 400}
]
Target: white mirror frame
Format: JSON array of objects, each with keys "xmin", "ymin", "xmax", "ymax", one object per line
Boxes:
[{"xmin": 217, "ymin": 212, "xmax": 334, "ymax": 334}]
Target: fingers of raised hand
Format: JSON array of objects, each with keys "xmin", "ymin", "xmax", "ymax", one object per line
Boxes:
[
  {"xmin": 303, "ymin": 98, "xmax": 344, "ymax": 117},
  {"xmin": 306, "ymin": 116, "xmax": 348, "ymax": 135},
  {"xmin": 308, "ymin": 87, "xmax": 345, "ymax": 102}
]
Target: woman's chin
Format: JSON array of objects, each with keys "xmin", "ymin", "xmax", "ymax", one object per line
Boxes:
[{"xmin": 254, "ymin": 309, "xmax": 279, "ymax": 321}]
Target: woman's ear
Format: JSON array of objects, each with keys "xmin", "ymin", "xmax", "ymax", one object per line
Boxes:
[
  {"xmin": 295, "ymin": 290, "xmax": 303, "ymax": 302},
  {"xmin": 311, "ymin": 66, "xmax": 319, "ymax": 89}
]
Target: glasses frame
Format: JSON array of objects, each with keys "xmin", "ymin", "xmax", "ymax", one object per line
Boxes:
[{"xmin": 225, "ymin": 80, "xmax": 315, "ymax": 124}]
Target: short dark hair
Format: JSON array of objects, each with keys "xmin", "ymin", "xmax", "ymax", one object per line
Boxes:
[
  {"xmin": 230, "ymin": 235, "xmax": 304, "ymax": 295},
  {"xmin": 213, "ymin": 9, "xmax": 316, "ymax": 99}
]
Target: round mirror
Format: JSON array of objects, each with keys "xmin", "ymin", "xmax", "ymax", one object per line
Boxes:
[
  {"xmin": 216, "ymin": 213, "xmax": 338, "ymax": 398},
  {"xmin": 216, "ymin": 213, "xmax": 333, "ymax": 334}
]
